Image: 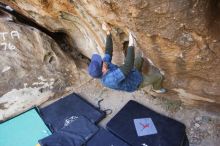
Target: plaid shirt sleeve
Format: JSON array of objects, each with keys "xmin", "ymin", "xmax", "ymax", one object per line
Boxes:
[{"xmin": 103, "ymin": 54, "xmax": 112, "ymax": 63}]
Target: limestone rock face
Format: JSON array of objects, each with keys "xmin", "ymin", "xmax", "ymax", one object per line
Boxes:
[
  {"xmin": 0, "ymin": 0, "xmax": 220, "ymax": 110},
  {"xmin": 0, "ymin": 14, "xmax": 78, "ymax": 120}
]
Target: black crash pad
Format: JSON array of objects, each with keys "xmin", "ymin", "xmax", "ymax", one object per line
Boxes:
[
  {"xmin": 39, "ymin": 116, "xmax": 99, "ymax": 146},
  {"xmin": 86, "ymin": 128, "xmax": 130, "ymax": 146},
  {"xmin": 40, "ymin": 93, "xmax": 105, "ymax": 132},
  {"xmin": 107, "ymin": 100, "xmax": 188, "ymax": 146}
]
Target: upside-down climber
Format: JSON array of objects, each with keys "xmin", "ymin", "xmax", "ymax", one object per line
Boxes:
[{"xmin": 88, "ymin": 23, "xmax": 166, "ymax": 93}]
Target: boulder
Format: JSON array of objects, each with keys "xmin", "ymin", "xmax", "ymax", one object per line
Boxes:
[{"xmin": 0, "ymin": 12, "xmax": 78, "ymax": 121}]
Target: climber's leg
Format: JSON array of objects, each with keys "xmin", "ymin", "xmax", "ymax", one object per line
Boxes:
[
  {"xmin": 139, "ymin": 72, "xmax": 163, "ymax": 90},
  {"xmin": 134, "ymin": 52, "xmax": 144, "ymax": 72}
]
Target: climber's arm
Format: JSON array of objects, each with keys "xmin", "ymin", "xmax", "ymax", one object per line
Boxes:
[
  {"xmin": 119, "ymin": 32, "xmax": 135, "ymax": 76},
  {"xmin": 119, "ymin": 46, "xmax": 134, "ymax": 76},
  {"xmin": 103, "ymin": 33, "xmax": 113, "ymax": 63}
]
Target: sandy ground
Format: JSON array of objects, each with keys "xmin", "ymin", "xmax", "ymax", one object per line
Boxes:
[
  {"xmin": 69, "ymin": 74, "xmax": 220, "ymax": 146},
  {"xmin": 26, "ymin": 58, "xmax": 220, "ymax": 146},
  {"xmin": 1, "ymin": 68, "xmax": 219, "ymax": 146}
]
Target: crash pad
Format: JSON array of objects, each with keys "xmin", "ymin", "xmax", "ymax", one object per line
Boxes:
[
  {"xmin": 107, "ymin": 100, "xmax": 188, "ymax": 146},
  {"xmin": 0, "ymin": 108, "xmax": 51, "ymax": 146},
  {"xmin": 39, "ymin": 116, "xmax": 99, "ymax": 146},
  {"xmin": 40, "ymin": 92, "xmax": 105, "ymax": 132},
  {"xmin": 86, "ymin": 128, "xmax": 130, "ymax": 146}
]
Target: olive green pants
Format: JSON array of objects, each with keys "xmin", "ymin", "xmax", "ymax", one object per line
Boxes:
[{"xmin": 134, "ymin": 55, "xmax": 163, "ymax": 90}]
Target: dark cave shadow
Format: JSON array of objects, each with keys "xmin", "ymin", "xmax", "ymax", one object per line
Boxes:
[{"xmin": 206, "ymin": 0, "xmax": 220, "ymax": 39}]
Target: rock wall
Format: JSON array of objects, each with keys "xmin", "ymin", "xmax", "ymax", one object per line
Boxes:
[
  {"xmin": 0, "ymin": 10, "xmax": 80, "ymax": 120},
  {"xmin": 0, "ymin": 0, "xmax": 220, "ymax": 111}
]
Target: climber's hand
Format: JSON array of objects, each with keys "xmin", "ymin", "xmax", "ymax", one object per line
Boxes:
[
  {"xmin": 128, "ymin": 32, "xmax": 135, "ymax": 47},
  {"xmin": 102, "ymin": 22, "xmax": 111, "ymax": 34}
]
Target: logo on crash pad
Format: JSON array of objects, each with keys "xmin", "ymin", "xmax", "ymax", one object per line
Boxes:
[
  {"xmin": 134, "ymin": 118, "xmax": 157, "ymax": 136},
  {"xmin": 64, "ymin": 116, "xmax": 78, "ymax": 127}
]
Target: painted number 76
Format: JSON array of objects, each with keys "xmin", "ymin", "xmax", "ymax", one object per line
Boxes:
[{"xmin": 0, "ymin": 42, "xmax": 16, "ymax": 51}]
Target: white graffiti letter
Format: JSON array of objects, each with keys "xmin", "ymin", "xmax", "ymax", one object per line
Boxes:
[
  {"xmin": 0, "ymin": 32, "xmax": 9, "ymax": 41},
  {"xmin": 0, "ymin": 43, "xmax": 7, "ymax": 50},
  {"xmin": 11, "ymin": 31, "xmax": 20, "ymax": 39},
  {"xmin": 8, "ymin": 43, "xmax": 16, "ymax": 50}
]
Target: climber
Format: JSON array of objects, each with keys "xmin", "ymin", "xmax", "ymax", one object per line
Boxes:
[{"xmin": 88, "ymin": 22, "xmax": 166, "ymax": 93}]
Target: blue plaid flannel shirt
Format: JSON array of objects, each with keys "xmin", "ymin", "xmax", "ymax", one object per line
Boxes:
[{"xmin": 101, "ymin": 54, "xmax": 143, "ymax": 92}]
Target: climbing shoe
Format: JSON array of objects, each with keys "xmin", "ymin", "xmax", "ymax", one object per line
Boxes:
[{"xmin": 152, "ymin": 88, "xmax": 166, "ymax": 94}]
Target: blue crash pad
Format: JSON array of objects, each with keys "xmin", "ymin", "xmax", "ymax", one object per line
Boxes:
[
  {"xmin": 39, "ymin": 116, "xmax": 99, "ymax": 146},
  {"xmin": 107, "ymin": 100, "xmax": 188, "ymax": 146},
  {"xmin": 0, "ymin": 108, "xmax": 51, "ymax": 146},
  {"xmin": 40, "ymin": 93, "xmax": 105, "ymax": 132},
  {"xmin": 86, "ymin": 128, "xmax": 130, "ymax": 146}
]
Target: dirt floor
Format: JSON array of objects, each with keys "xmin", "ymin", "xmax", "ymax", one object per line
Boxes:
[
  {"xmin": 1, "ymin": 69, "xmax": 219, "ymax": 146},
  {"xmin": 61, "ymin": 71, "xmax": 220, "ymax": 146}
]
